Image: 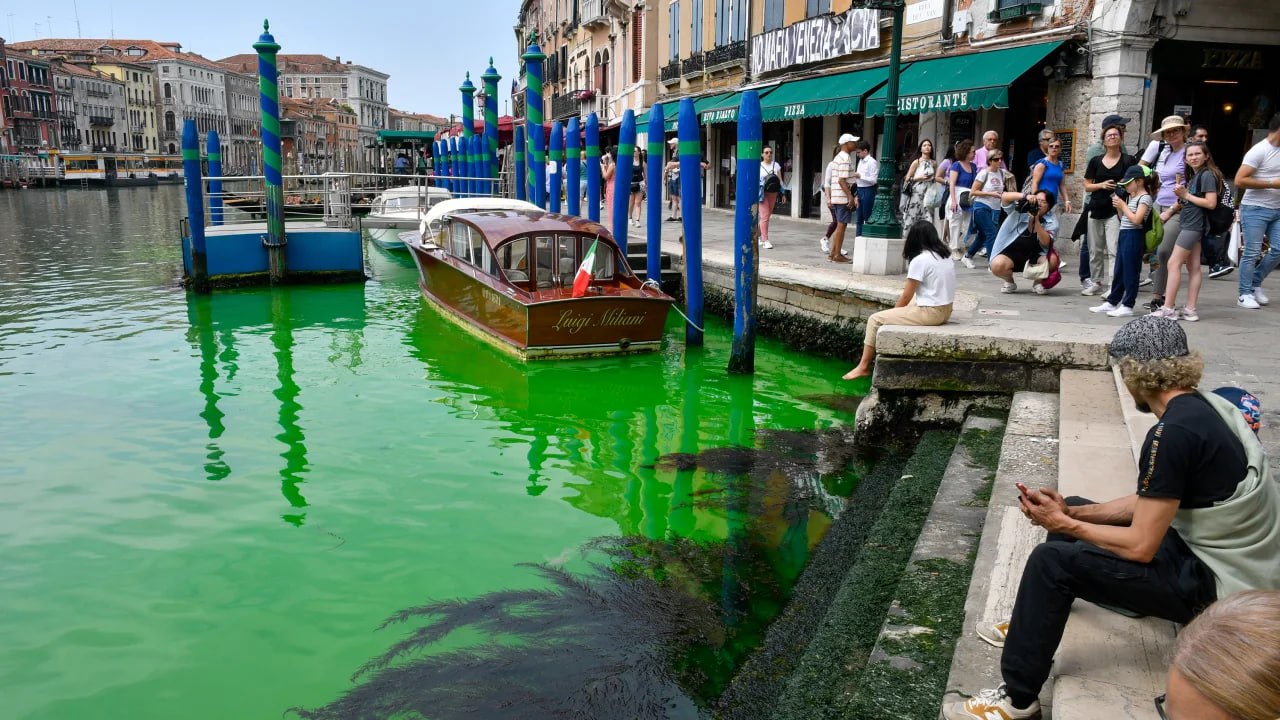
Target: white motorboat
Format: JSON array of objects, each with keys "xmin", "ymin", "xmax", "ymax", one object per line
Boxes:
[
  {"xmin": 364, "ymin": 186, "xmax": 453, "ymax": 250},
  {"xmin": 398, "ymin": 197, "xmax": 543, "ymax": 248}
]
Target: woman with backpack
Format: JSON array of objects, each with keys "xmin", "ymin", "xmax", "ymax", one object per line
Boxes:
[
  {"xmin": 1140, "ymin": 115, "xmax": 1189, "ymax": 311},
  {"xmin": 1153, "ymin": 141, "xmax": 1223, "ymax": 322},
  {"xmin": 758, "ymin": 146, "xmax": 786, "ymax": 249},
  {"xmin": 1089, "ymin": 165, "xmax": 1157, "ymax": 317}
]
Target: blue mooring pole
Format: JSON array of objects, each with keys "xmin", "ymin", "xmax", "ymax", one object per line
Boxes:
[
  {"xmin": 478, "ymin": 134, "xmax": 490, "ymax": 196},
  {"xmin": 514, "ymin": 125, "xmax": 526, "ymax": 201},
  {"xmin": 432, "ymin": 140, "xmax": 442, "ymax": 191},
  {"xmin": 207, "ymin": 130, "xmax": 223, "ymax": 226},
  {"xmin": 678, "ymin": 98, "xmax": 703, "ymax": 347},
  {"xmin": 548, "ymin": 121, "xmax": 563, "ymax": 213},
  {"xmin": 585, "ymin": 113, "xmax": 600, "ymax": 223},
  {"xmin": 522, "ymin": 34, "xmax": 547, "ymax": 209},
  {"xmin": 565, "ymin": 117, "xmax": 581, "ymax": 217},
  {"xmin": 182, "ymin": 118, "xmax": 209, "ymax": 292},
  {"xmin": 645, "ymin": 103, "xmax": 665, "ymax": 283},
  {"xmin": 729, "ymin": 91, "xmax": 762, "ymax": 373},
  {"xmin": 254, "ymin": 19, "xmax": 286, "ymax": 283},
  {"xmin": 449, "ymin": 136, "xmax": 460, "ymax": 197},
  {"xmin": 612, "ymin": 109, "xmax": 635, "ymax": 256},
  {"xmin": 482, "ymin": 59, "xmax": 501, "ymax": 196}
]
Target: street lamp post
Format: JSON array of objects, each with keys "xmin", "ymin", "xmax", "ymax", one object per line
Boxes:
[{"xmin": 860, "ymin": 0, "xmax": 905, "ymax": 240}]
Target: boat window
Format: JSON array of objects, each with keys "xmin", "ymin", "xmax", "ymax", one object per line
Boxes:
[
  {"xmin": 449, "ymin": 222, "xmax": 470, "ymax": 259},
  {"xmin": 534, "ymin": 235, "xmax": 557, "ymax": 289},
  {"xmin": 496, "ymin": 237, "xmax": 529, "ymax": 284},
  {"xmin": 556, "ymin": 235, "xmax": 578, "ymax": 278},
  {"xmin": 385, "ymin": 196, "xmax": 417, "ymax": 211},
  {"xmin": 467, "ymin": 225, "xmax": 488, "ymax": 269},
  {"xmin": 580, "ymin": 236, "xmax": 615, "ymax": 280}
]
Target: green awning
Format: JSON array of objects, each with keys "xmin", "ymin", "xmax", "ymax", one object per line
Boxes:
[
  {"xmin": 377, "ymin": 129, "xmax": 437, "ymax": 145},
  {"xmin": 863, "ymin": 41, "xmax": 1062, "ymax": 117},
  {"xmin": 701, "ymin": 92, "xmax": 747, "ymax": 124},
  {"xmin": 637, "ymin": 93, "xmax": 733, "ymax": 133},
  {"xmin": 756, "ymin": 66, "xmax": 890, "ymax": 123}
]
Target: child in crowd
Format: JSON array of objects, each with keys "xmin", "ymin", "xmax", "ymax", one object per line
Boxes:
[{"xmin": 1090, "ymin": 165, "xmax": 1158, "ymax": 317}]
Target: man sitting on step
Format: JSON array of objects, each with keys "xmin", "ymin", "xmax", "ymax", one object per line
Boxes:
[{"xmin": 944, "ymin": 315, "xmax": 1280, "ymax": 720}]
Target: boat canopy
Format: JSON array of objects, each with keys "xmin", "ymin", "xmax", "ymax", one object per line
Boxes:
[{"xmin": 449, "ymin": 210, "xmax": 616, "ymax": 251}]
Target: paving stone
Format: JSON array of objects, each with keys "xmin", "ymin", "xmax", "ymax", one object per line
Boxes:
[{"xmin": 875, "ymin": 321, "xmax": 1114, "ymax": 369}]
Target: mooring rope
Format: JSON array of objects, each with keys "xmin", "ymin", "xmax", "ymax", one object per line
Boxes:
[{"xmin": 642, "ymin": 279, "xmax": 704, "ymax": 332}]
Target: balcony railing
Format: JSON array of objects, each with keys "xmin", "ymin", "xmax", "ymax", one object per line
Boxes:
[
  {"xmin": 660, "ymin": 61, "xmax": 681, "ymax": 84},
  {"xmin": 160, "ymin": 130, "xmax": 178, "ymax": 141},
  {"xmin": 682, "ymin": 53, "xmax": 705, "ymax": 76},
  {"xmin": 132, "ymin": 124, "xmax": 147, "ymax": 134},
  {"xmin": 581, "ymin": 0, "xmax": 609, "ymax": 27},
  {"xmin": 162, "ymin": 97, "xmax": 175, "ymax": 106},
  {"xmin": 90, "ymin": 115, "xmax": 115, "ymax": 127},
  {"xmin": 706, "ymin": 40, "xmax": 748, "ymax": 70},
  {"xmin": 87, "ymin": 88, "xmax": 112, "ymax": 98},
  {"xmin": 550, "ymin": 92, "xmax": 579, "ymax": 121}
]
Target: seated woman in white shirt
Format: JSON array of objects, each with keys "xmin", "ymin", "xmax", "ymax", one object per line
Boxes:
[{"xmin": 843, "ymin": 221, "xmax": 956, "ymax": 381}]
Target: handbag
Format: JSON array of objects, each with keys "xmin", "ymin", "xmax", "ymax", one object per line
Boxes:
[
  {"xmin": 1022, "ymin": 258, "xmax": 1051, "ymax": 281},
  {"xmin": 1227, "ymin": 220, "xmax": 1243, "ymax": 265},
  {"xmin": 957, "ymin": 188, "xmax": 974, "ymax": 210},
  {"xmin": 924, "ymin": 182, "xmax": 943, "ymax": 209}
]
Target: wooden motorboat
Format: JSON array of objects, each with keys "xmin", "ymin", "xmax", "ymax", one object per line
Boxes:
[
  {"xmin": 403, "ymin": 206, "xmax": 675, "ymax": 359},
  {"xmin": 362, "ymin": 186, "xmax": 453, "ymax": 250}
]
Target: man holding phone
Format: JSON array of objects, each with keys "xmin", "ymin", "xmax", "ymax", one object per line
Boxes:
[{"xmin": 945, "ymin": 316, "xmax": 1280, "ymax": 720}]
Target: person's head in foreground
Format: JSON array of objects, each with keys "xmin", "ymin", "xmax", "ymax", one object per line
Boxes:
[
  {"xmin": 1157, "ymin": 589, "xmax": 1280, "ymax": 720},
  {"xmin": 1109, "ymin": 314, "xmax": 1203, "ymax": 414}
]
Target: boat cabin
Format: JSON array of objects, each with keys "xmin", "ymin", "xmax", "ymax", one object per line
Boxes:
[{"xmin": 374, "ymin": 186, "xmax": 452, "ymax": 214}]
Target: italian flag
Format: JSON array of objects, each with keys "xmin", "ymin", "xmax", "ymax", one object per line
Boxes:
[{"xmin": 572, "ymin": 238, "xmax": 599, "ymax": 298}]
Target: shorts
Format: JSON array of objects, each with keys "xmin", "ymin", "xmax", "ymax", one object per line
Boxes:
[
  {"xmin": 833, "ymin": 204, "xmax": 854, "ymax": 225},
  {"xmin": 630, "ymin": 182, "xmax": 643, "ymax": 194},
  {"xmin": 1175, "ymin": 228, "xmax": 1203, "ymax": 251},
  {"xmin": 667, "ymin": 178, "xmax": 679, "ymax": 196},
  {"xmin": 1000, "ymin": 233, "xmax": 1044, "ymax": 272}
]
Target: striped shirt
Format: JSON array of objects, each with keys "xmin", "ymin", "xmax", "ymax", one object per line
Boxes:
[{"xmin": 829, "ymin": 151, "xmax": 854, "ymax": 205}]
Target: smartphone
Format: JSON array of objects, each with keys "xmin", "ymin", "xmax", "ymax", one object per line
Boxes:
[{"xmin": 1016, "ymin": 482, "xmax": 1031, "ymax": 497}]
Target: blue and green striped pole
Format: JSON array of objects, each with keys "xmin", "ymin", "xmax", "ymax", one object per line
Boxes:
[
  {"xmin": 729, "ymin": 91, "xmax": 762, "ymax": 373},
  {"xmin": 461, "ymin": 73, "xmax": 476, "ymax": 197},
  {"xmin": 565, "ymin": 117, "xmax": 581, "ymax": 216},
  {"xmin": 253, "ymin": 19, "xmax": 286, "ymax": 280},
  {"xmin": 433, "ymin": 140, "xmax": 445, "ymax": 192},
  {"xmin": 646, "ymin": 103, "xmax": 665, "ymax": 283},
  {"xmin": 514, "ymin": 125, "xmax": 526, "ymax": 201},
  {"xmin": 207, "ymin": 129, "xmax": 223, "ymax": 226},
  {"xmin": 522, "ymin": 34, "xmax": 547, "ymax": 209},
  {"xmin": 449, "ymin": 136, "xmax": 460, "ymax": 196},
  {"xmin": 548, "ymin": 121, "xmax": 563, "ymax": 213},
  {"xmin": 477, "ymin": 134, "xmax": 489, "ymax": 197},
  {"xmin": 181, "ymin": 118, "xmax": 208, "ymax": 292},
  {"xmin": 612, "ymin": 109, "xmax": 635, "ymax": 255},
  {"xmin": 482, "ymin": 59, "xmax": 500, "ymax": 195},
  {"xmin": 585, "ymin": 113, "xmax": 600, "ymax": 222},
  {"xmin": 472, "ymin": 135, "xmax": 484, "ymax": 197},
  {"xmin": 678, "ymin": 98, "xmax": 703, "ymax": 346}
]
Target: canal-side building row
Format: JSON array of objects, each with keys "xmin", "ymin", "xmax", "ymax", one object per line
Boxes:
[
  {"xmin": 514, "ymin": 0, "xmax": 1279, "ymax": 221},
  {"xmin": 50, "ymin": 60, "xmax": 128, "ymax": 153},
  {"xmin": 277, "ymin": 96, "xmax": 360, "ymax": 174}
]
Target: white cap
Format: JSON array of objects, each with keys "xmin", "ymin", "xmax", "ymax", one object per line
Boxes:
[{"xmin": 839, "ymin": 133, "xmax": 859, "ymax": 145}]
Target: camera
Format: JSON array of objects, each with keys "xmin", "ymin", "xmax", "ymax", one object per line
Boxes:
[
  {"xmin": 1114, "ymin": 186, "xmax": 1129, "ymax": 202},
  {"xmin": 1015, "ymin": 195, "xmax": 1040, "ymax": 214}
]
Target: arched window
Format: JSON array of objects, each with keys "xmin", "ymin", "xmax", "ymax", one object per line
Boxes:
[
  {"xmin": 168, "ymin": 143, "xmax": 176, "ymax": 154},
  {"xmin": 163, "ymin": 83, "xmax": 171, "ymax": 99},
  {"xmin": 598, "ymin": 49, "xmax": 610, "ymax": 95},
  {"xmin": 165, "ymin": 111, "xmax": 176, "ymax": 131}
]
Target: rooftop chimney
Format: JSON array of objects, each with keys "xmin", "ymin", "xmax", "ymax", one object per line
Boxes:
[{"xmin": 335, "ymin": 56, "xmax": 341, "ymax": 63}]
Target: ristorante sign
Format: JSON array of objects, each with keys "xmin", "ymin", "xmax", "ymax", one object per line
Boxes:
[
  {"xmin": 896, "ymin": 91, "xmax": 971, "ymax": 114},
  {"xmin": 750, "ymin": 9, "xmax": 881, "ymax": 77}
]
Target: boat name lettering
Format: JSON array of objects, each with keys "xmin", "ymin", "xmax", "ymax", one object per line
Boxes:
[{"xmin": 552, "ymin": 308, "xmax": 648, "ymax": 334}]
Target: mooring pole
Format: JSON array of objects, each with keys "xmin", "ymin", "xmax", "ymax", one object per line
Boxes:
[
  {"xmin": 460, "ymin": 72, "xmax": 476, "ymax": 197},
  {"xmin": 449, "ymin": 136, "xmax": 460, "ymax": 197},
  {"xmin": 612, "ymin": 109, "xmax": 635, "ymax": 255},
  {"xmin": 728, "ymin": 91, "xmax": 762, "ymax": 374},
  {"xmin": 565, "ymin": 117, "xmax": 581, "ymax": 216},
  {"xmin": 207, "ymin": 129, "xmax": 223, "ymax": 226},
  {"xmin": 477, "ymin": 134, "xmax": 489, "ymax": 197},
  {"xmin": 646, "ymin": 103, "xmax": 665, "ymax": 283},
  {"xmin": 254, "ymin": 19, "xmax": 286, "ymax": 283},
  {"xmin": 548, "ymin": 121, "xmax": 563, "ymax": 213},
  {"xmin": 678, "ymin": 98, "xmax": 703, "ymax": 346},
  {"xmin": 482, "ymin": 59, "xmax": 501, "ymax": 196},
  {"xmin": 432, "ymin": 140, "xmax": 443, "ymax": 192},
  {"xmin": 522, "ymin": 33, "xmax": 547, "ymax": 209},
  {"xmin": 585, "ymin": 113, "xmax": 601, "ymax": 222},
  {"xmin": 514, "ymin": 126, "xmax": 526, "ymax": 201},
  {"xmin": 182, "ymin": 119, "xmax": 209, "ymax": 293}
]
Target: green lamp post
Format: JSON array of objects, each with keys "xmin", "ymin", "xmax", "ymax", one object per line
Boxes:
[{"xmin": 860, "ymin": 0, "xmax": 906, "ymax": 240}]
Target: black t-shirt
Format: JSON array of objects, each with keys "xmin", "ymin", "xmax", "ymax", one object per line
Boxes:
[
  {"xmin": 1137, "ymin": 393, "xmax": 1248, "ymax": 508},
  {"xmin": 1085, "ymin": 153, "xmax": 1133, "ymax": 219}
]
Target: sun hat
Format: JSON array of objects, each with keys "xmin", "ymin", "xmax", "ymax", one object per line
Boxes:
[
  {"xmin": 1150, "ymin": 114, "xmax": 1189, "ymax": 140},
  {"xmin": 1118, "ymin": 164, "xmax": 1152, "ymax": 186},
  {"xmin": 1109, "ymin": 315, "xmax": 1189, "ymax": 361},
  {"xmin": 838, "ymin": 133, "xmax": 859, "ymax": 145}
]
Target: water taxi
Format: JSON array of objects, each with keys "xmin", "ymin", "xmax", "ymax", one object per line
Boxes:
[
  {"xmin": 362, "ymin": 186, "xmax": 453, "ymax": 250},
  {"xmin": 403, "ymin": 207, "xmax": 674, "ymax": 359}
]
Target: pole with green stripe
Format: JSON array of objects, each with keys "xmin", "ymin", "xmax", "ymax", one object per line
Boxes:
[
  {"xmin": 253, "ymin": 19, "xmax": 286, "ymax": 282},
  {"xmin": 548, "ymin": 121, "xmax": 563, "ymax": 213},
  {"xmin": 678, "ymin": 98, "xmax": 703, "ymax": 346},
  {"xmin": 207, "ymin": 129, "xmax": 223, "ymax": 226},
  {"xmin": 611, "ymin": 110, "xmax": 635, "ymax": 255},
  {"xmin": 585, "ymin": 113, "xmax": 600, "ymax": 222},
  {"xmin": 460, "ymin": 73, "xmax": 475, "ymax": 197},
  {"xmin": 565, "ymin": 117, "xmax": 580, "ymax": 216},
  {"xmin": 645, "ymin": 103, "xmax": 665, "ymax": 283},
  {"xmin": 729, "ymin": 91, "xmax": 762, "ymax": 373},
  {"xmin": 181, "ymin": 118, "xmax": 209, "ymax": 292},
  {"xmin": 481, "ymin": 59, "xmax": 500, "ymax": 194},
  {"xmin": 522, "ymin": 33, "xmax": 546, "ymax": 209},
  {"xmin": 514, "ymin": 125, "xmax": 526, "ymax": 201}
]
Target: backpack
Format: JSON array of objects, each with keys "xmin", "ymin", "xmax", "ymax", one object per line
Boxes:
[
  {"xmin": 1206, "ymin": 175, "xmax": 1235, "ymax": 236},
  {"xmin": 762, "ymin": 166, "xmax": 782, "ymax": 194},
  {"xmin": 1145, "ymin": 202, "xmax": 1163, "ymax": 252}
]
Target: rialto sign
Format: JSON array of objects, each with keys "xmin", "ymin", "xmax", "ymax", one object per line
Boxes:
[{"xmin": 750, "ymin": 8, "xmax": 881, "ymax": 77}]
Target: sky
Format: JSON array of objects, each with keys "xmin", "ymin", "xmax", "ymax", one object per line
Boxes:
[{"xmin": 1, "ymin": 0, "xmax": 522, "ymax": 116}]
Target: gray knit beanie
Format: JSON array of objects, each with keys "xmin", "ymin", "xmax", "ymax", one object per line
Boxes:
[{"xmin": 1109, "ymin": 315, "xmax": 1189, "ymax": 361}]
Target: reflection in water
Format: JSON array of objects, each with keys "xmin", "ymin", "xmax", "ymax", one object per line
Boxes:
[
  {"xmin": 271, "ymin": 292, "xmax": 310, "ymax": 526},
  {"xmin": 187, "ymin": 297, "xmax": 231, "ymax": 481}
]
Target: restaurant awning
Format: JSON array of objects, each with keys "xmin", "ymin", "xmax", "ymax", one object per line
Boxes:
[
  {"xmin": 863, "ymin": 41, "xmax": 1063, "ymax": 117},
  {"xmin": 749, "ymin": 66, "xmax": 890, "ymax": 124},
  {"xmin": 377, "ymin": 130, "xmax": 437, "ymax": 146},
  {"xmin": 636, "ymin": 92, "xmax": 734, "ymax": 133}
]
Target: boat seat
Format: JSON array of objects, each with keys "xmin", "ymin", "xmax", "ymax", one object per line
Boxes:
[
  {"xmin": 504, "ymin": 269, "xmax": 528, "ymax": 283},
  {"xmin": 560, "ymin": 257, "xmax": 577, "ymax": 275}
]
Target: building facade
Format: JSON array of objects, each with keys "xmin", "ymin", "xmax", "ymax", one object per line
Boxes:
[
  {"xmin": 222, "ymin": 69, "xmax": 260, "ymax": 174},
  {"xmin": 4, "ymin": 53, "xmax": 58, "ymax": 154},
  {"xmin": 0, "ymin": 38, "xmax": 11, "ymax": 154},
  {"xmin": 50, "ymin": 60, "xmax": 127, "ymax": 153},
  {"xmin": 346, "ymin": 64, "xmax": 389, "ymax": 171},
  {"xmin": 91, "ymin": 60, "xmax": 158, "ymax": 153}
]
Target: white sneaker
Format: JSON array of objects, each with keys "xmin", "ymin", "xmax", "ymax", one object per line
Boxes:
[
  {"xmin": 961, "ymin": 256, "xmax": 976, "ymax": 269},
  {"xmin": 1179, "ymin": 307, "xmax": 1199, "ymax": 322},
  {"xmin": 1089, "ymin": 301, "xmax": 1117, "ymax": 313},
  {"xmin": 1001, "ymin": 281, "xmax": 1017, "ymax": 294},
  {"xmin": 1032, "ymin": 282, "xmax": 1047, "ymax": 295},
  {"xmin": 1106, "ymin": 305, "xmax": 1135, "ymax": 317},
  {"xmin": 1239, "ymin": 294, "xmax": 1261, "ymax": 309},
  {"xmin": 1152, "ymin": 306, "xmax": 1179, "ymax": 319},
  {"xmin": 977, "ymin": 248, "xmax": 989, "ymax": 258},
  {"xmin": 821, "ymin": 236, "xmax": 831, "ymax": 254},
  {"xmin": 976, "ymin": 620, "xmax": 1010, "ymax": 648},
  {"xmin": 942, "ymin": 684, "xmax": 1040, "ymax": 720},
  {"xmin": 1254, "ymin": 288, "xmax": 1270, "ymax": 306},
  {"xmin": 841, "ymin": 249, "xmax": 850, "ymax": 257},
  {"xmin": 761, "ymin": 240, "xmax": 773, "ymax": 249},
  {"xmin": 1080, "ymin": 279, "xmax": 1100, "ymax": 296}
]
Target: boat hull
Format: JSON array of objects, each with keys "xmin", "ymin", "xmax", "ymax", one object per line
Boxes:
[
  {"xmin": 408, "ymin": 246, "xmax": 671, "ymax": 359},
  {"xmin": 367, "ymin": 227, "xmax": 406, "ymax": 250}
]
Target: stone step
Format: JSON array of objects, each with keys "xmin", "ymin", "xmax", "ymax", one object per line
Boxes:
[
  {"xmin": 1050, "ymin": 369, "xmax": 1172, "ymax": 720},
  {"xmin": 940, "ymin": 392, "xmax": 1058, "ymax": 715}
]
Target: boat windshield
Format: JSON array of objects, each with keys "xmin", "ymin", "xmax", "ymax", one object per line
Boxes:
[{"xmin": 384, "ymin": 196, "xmax": 421, "ymax": 211}]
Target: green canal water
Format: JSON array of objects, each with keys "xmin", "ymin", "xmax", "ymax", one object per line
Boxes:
[{"xmin": 1, "ymin": 186, "xmax": 866, "ymax": 719}]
